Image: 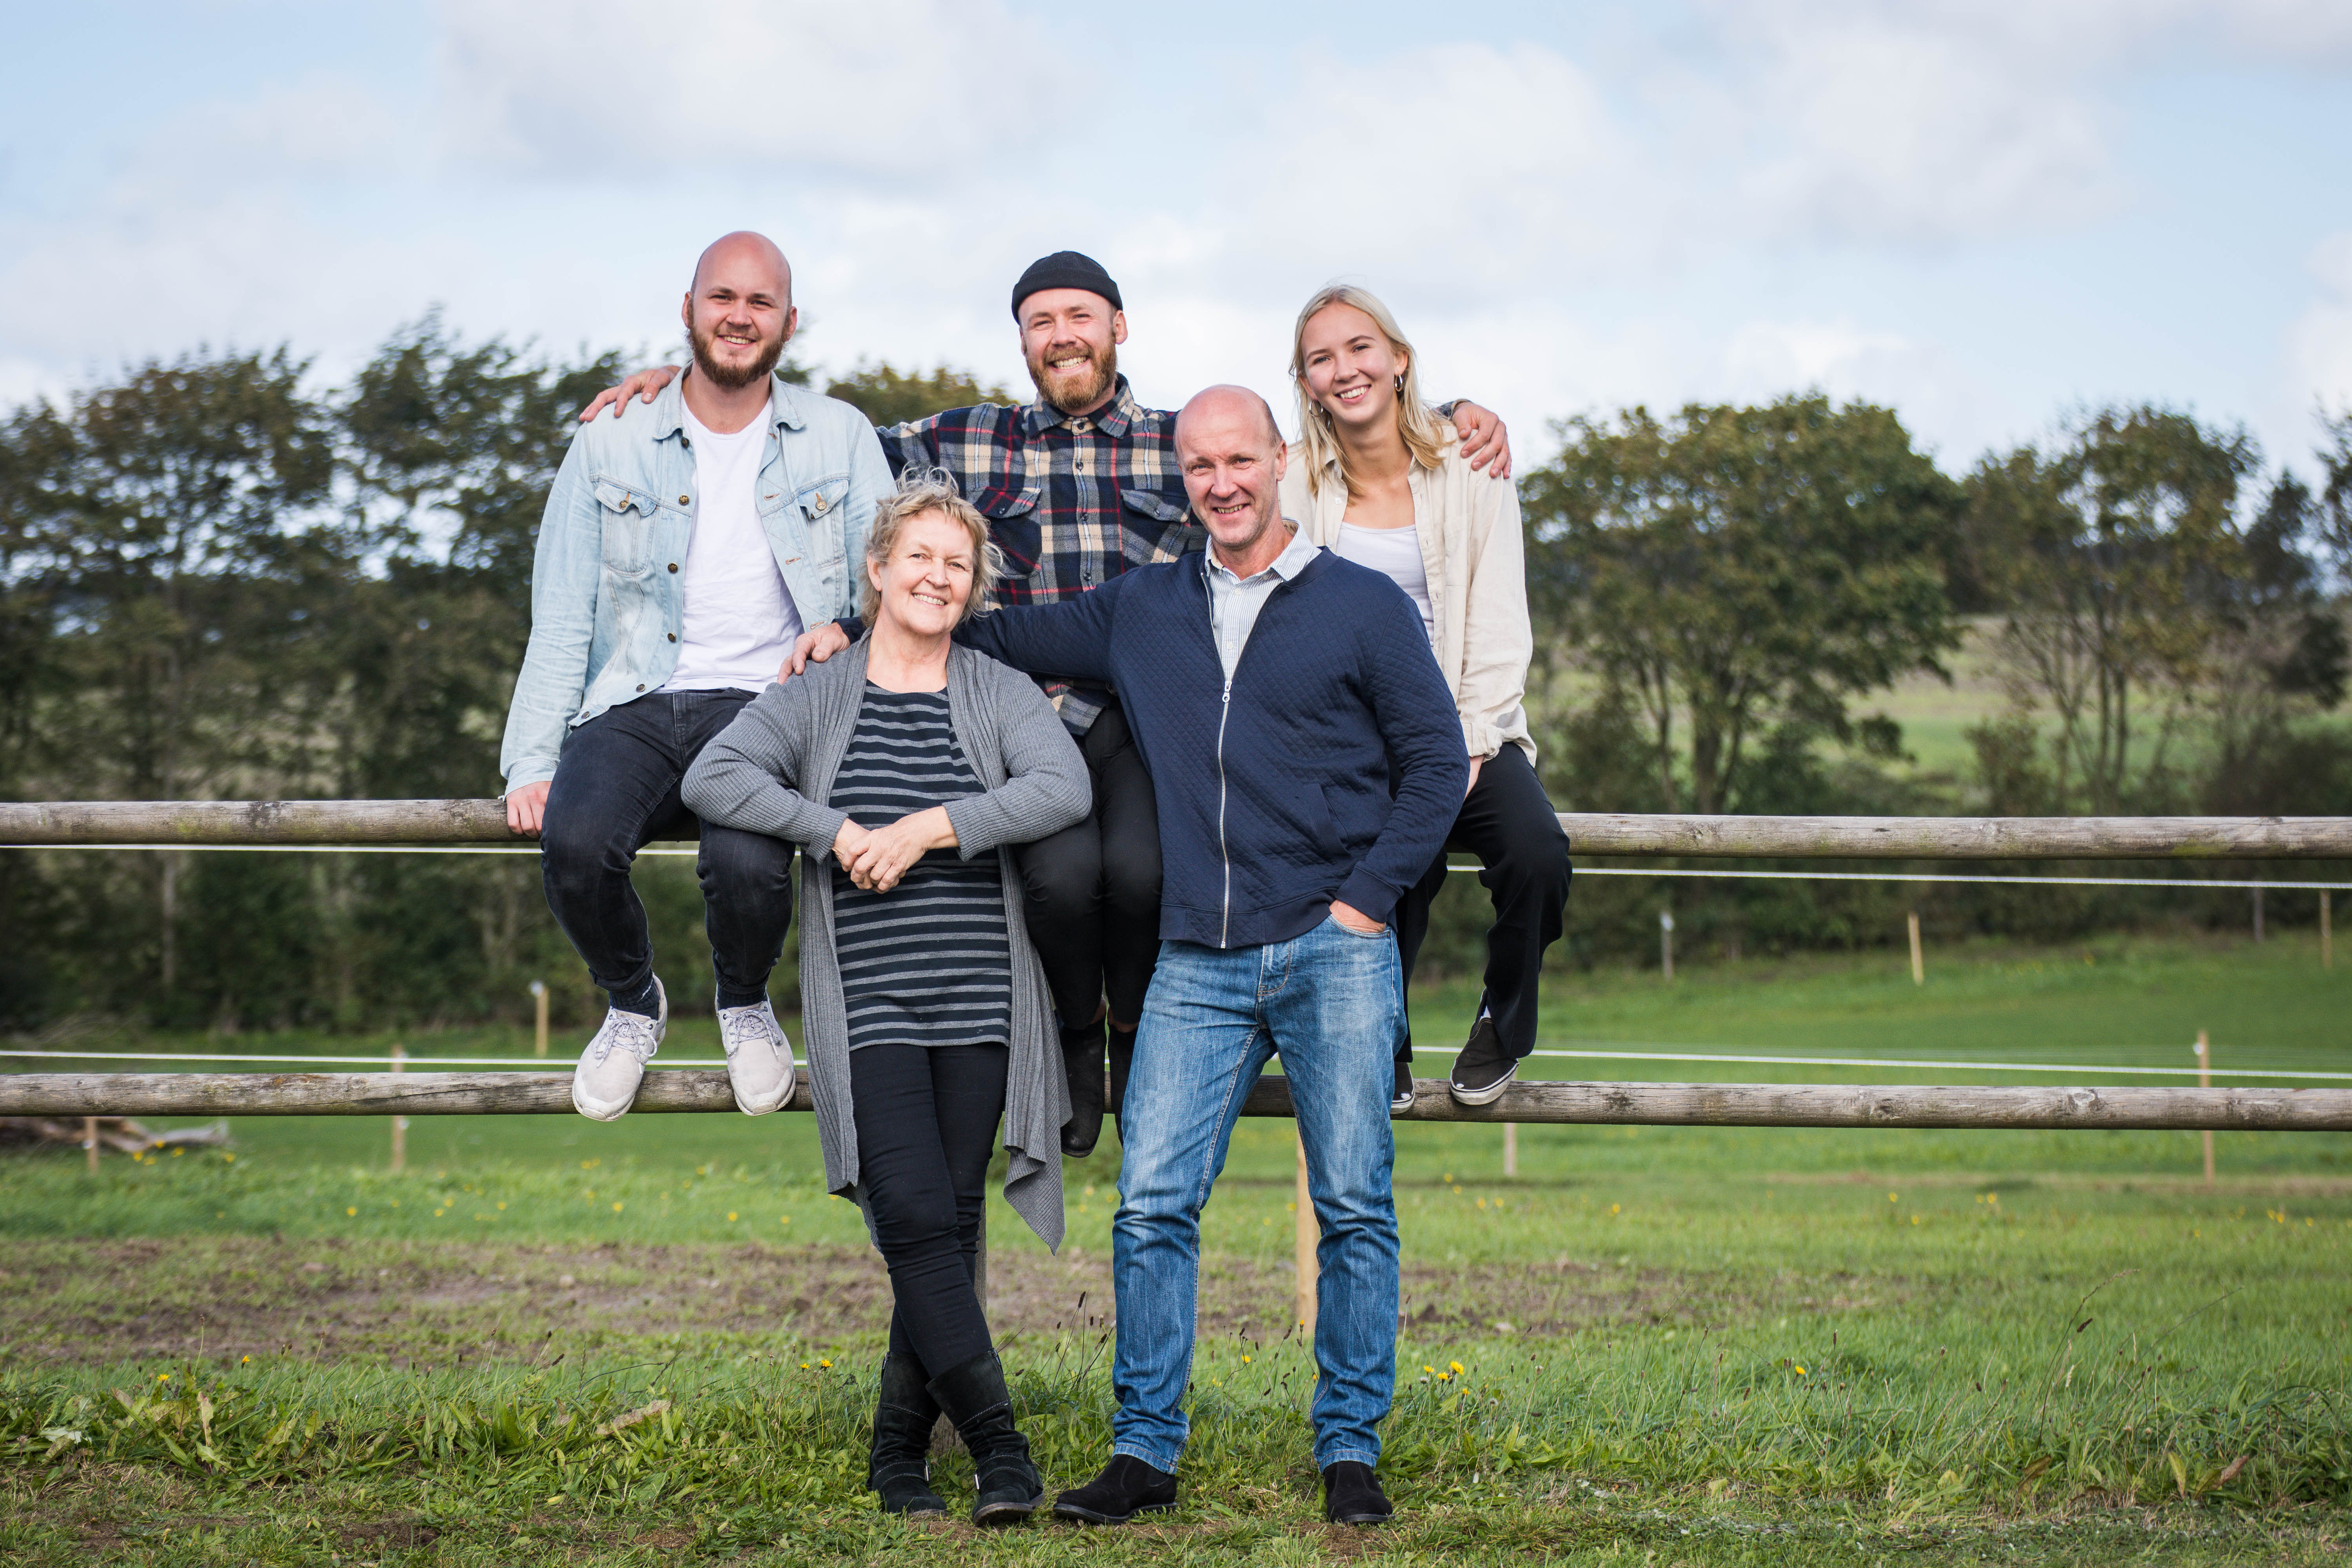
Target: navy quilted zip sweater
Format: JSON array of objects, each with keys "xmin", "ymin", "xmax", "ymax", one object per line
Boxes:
[{"xmin": 958, "ymin": 546, "xmax": 1467, "ymax": 949}]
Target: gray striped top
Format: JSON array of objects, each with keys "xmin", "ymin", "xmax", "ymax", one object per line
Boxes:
[
  {"xmin": 678, "ymin": 639, "xmax": 1089, "ymax": 1251},
  {"xmin": 829, "ymin": 685, "xmax": 1011, "ymax": 1050}
]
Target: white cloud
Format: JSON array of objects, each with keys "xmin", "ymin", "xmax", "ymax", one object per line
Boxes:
[
  {"xmin": 434, "ymin": 0, "xmax": 1042, "ymax": 183},
  {"xmin": 1227, "ymin": 43, "xmax": 1664, "ymax": 293},
  {"xmin": 2288, "ymin": 232, "xmax": 2352, "ymax": 417}
]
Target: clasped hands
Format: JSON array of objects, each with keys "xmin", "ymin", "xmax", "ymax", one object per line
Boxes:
[{"xmin": 833, "ymin": 805, "xmax": 957, "ymax": 893}]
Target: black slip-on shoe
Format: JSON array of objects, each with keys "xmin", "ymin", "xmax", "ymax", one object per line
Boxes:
[
  {"xmin": 1447, "ymin": 1012, "xmax": 1517, "ymax": 1106},
  {"xmin": 1052, "ymin": 1453, "xmax": 1177, "ymax": 1524},
  {"xmin": 1392, "ymin": 1058, "xmax": 1417, "ymax": 1115},
  {"xmin": 1322, "ymin": 1460, "xmax": 1393, "ymax": 1524}
]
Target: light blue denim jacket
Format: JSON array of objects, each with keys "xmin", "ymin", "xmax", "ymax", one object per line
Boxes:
[{"xmin": 500, "ymin": 372, "xmax": 891, "ymax": 791}]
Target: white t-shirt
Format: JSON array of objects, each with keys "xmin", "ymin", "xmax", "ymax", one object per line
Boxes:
[
  {"xmin": 662, "ymin": 397, "xmax": 805, "ymax": 692},
  {"xmin": 1333, "ymin": 521, "xmax": 1435, "ymax": 641}
]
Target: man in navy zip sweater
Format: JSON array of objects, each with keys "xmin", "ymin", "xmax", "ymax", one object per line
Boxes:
[{"xmin": 955, "ymin": 387, "xmax": 1465, "ymax": 1526}]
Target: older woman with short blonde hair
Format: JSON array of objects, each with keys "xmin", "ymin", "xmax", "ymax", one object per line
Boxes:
[
  {"xmin": 1279, "ymin": 284, "xmax": 1571, "ymax": 1112},
  {"xmin": 684, "ymin": 469, "xmax": 1086, "ymax": 1524}
]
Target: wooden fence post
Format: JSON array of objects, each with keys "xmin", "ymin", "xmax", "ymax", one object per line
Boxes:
[
  {"xmin": 1659, "ymin": 910, "xmax": 1675, "ymax": 982},
  {"xmin": 1503, "ymin": 1121, "xmax": 1519, "ymax": 1178},
  {"xmin": 2196, "ymin": 1031, "xmax": 2213, "ymax": 1186},
  {"xmin": 1908, "ymin": 911, "xmax": 1924, "ymax": 986},
  {"xmin": 390, "ymin": 1045, "xmax": 407, "ymax": 1174},
  {"xmin": 530, "ymin": 981, "xmax": 549, "ymax": 1058},
  {"xmin": 83, "ymin": 1116, "xmax": 98, "ymax": 1174},
  {"xmin": 1295, "ymin": 1134, "xmax": 1316, "ymax": 1335}
]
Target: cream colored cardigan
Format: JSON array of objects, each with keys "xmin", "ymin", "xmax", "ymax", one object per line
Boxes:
[{"xmin": 1278, "ymin": 437, "xmax": 1535, "ymax": 763}]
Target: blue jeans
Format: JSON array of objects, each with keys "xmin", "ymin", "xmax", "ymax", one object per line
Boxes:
[{"xmin": 1110, "ymin": 916, "xmax": 1403, "ymax": 1472}]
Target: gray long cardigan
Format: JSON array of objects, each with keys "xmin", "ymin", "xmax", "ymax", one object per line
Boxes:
[{"xmin": 679, "ymin": 639, "xmax": 1088, "ymax": 1250}]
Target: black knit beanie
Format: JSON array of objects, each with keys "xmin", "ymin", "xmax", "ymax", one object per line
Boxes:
[{"xmin": 1011, "ymin": 251, "xmax": 1123, "ymax": 319}]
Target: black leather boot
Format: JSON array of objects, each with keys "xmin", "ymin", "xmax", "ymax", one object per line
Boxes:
[
  {"xmin": 926, "ymin": 1350, "xmax": 1044, "ymax": 1524},
  {"xmin": 867, "ymin": 1354, "xmax": 947, "ymax": 1517},
  {"xmin": 1107, "ymin": 1024, "xmax": 1135, "ymax": 1118},
  {"xmin": 1060, "ymin": 1018, "xmax": 1107, "ymax": 1157}
]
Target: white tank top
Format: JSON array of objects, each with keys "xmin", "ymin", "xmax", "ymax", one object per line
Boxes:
[{"xmin": 1333, "ymin": 522, "xmax": 1434, "ymax": 640}]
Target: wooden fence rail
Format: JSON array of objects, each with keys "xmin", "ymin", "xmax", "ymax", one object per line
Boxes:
[
  {"xmin": 5, "ymin": 800, "xmax": 2352, "ymax": 860},
  {"xmin": 3, "ymin": 1072, "xmax": 2347, "ymax": 1131}
]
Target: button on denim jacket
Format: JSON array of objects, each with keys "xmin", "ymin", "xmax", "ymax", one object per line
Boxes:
[{"xmin": 499, "ymin": 372, "xmax": 892, "ymax": 791}]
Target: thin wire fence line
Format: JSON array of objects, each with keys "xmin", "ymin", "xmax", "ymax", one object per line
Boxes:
[
  {"xmin": 1405, "ymin": 1045, "xmax": 2352, "ymax": 1080},
  {"xmin": 0, "ymin": 1050, "xmax": 767, "ymax": 1070},
  {"xmin": 4, "ymin": 1046, "xmax": 2341, "ymax": 1082},
  {"xmin": 1460, "ymin": 865, "xmax": 2352, "ymax": 892},
  {"xmin": 8, "ymin": 842, "xmax": 2345, "ymax": 891}
]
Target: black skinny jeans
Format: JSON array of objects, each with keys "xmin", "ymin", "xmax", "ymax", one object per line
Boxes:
[
  {"xmin": 1010, "ymin": 699, "xmax": 1162, "ymax": 1031},
  {"xmin": 849, "ymin": 1043, "xmax": 1009, "ymax": 1378},
  {"xmin": 539, "ymin": 689, "xmax": 795, "ymax": 1011},
  {"xmin": 1394, "ymin": 743, "xmax": 1572, "ymax": 1063}
]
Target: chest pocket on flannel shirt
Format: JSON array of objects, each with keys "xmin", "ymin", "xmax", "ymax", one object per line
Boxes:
[
  {"xmin": 1120, "ymin": 488, "xmax": 1201, "ymax": 566},
  {"xmin": 974, "ymin": 484, "xmax": 1043, "ymax": 586}
]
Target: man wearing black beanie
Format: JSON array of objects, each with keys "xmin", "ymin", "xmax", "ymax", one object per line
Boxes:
[{"xmin": 580, "ymin": 250, "xmax": 1514, "ymax": 1160}]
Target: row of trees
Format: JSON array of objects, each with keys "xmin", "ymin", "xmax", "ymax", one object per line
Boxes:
[{"xmin": 0, "ymin": 319, "xmax": 2344, "ymax": 1029}]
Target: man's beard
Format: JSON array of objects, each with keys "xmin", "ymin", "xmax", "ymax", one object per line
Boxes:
[
  {"xmin": 1027, "ymin": 339, "xmax": 1118, "ymax": 415},
  {"xmin": 688, "ymin": 322, "xmax": 786, "ymax": 390}
]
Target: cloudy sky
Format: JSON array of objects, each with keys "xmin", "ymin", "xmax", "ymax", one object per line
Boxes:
[{"xmin": 7, "ymin": 0, "xmax": 2351, "ymax": 477}]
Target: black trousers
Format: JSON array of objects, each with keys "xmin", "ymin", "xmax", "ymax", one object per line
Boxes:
[
  {"xmin": 1394, "ymin": 743, "xmax": 1572, "ymax": 1063},
  {"xmin": 850, "ymin": 1043, "xmax": 1009, "ymax": 1377},
  {"xmin": 539, "ymin": 689, "xmax": 795, "ymax": 1010},
  {"xmin": 1010, "ymin": 699, "xmax": 1162, "ymax": 1031}
]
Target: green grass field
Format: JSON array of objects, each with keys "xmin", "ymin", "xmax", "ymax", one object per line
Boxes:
[{"xmin": 3, "ymin": 933, "xmax": 2348, "ymax": 1564}]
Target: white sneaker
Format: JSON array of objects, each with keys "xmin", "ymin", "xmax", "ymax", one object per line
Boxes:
[
  {"xmin": 571, "ymin": 979, "xmax": 666, "ymax": 1121},
  {"xmin": 717, "ymin": 996, "xmax": 795, "ymax": 1115}
]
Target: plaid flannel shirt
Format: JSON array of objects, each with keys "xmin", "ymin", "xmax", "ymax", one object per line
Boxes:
[{"xmin": 876, "ymin": 375, "xmax": 1205, "ymax": 733}]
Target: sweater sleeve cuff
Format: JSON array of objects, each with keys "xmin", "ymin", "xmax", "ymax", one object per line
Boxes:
[
  {"xmin": 802, "ymin": 806, "xmax": 851, "ymax": 864},
  {"xmin": 504, "ymin": 763, "xmax": 557, "ymax": 793},
  {"xmin": 942, "ymin": 795, "xmax": 1002, "ymax": 860},
  {"xmin": 1336, "ymin": 869, "xmax": 1402, "ymax": 927}
]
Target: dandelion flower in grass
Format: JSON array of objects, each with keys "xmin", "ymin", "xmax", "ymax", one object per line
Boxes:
[
  {"xmin": 612, "ymin": 1202, "xmax": 624, "ymax": 1213},
  {"xmin": 223, "ymin": 1153, "xmax": 235, "ymax": 1163},
  {"xmin": 727, "ymin": 1212, "xmax": 738, "ymax": 1222},
  {"xmin": 496, "ymin": 1201, "xmax": 506, "ymax": 1210},
  {"xmin": 1794, "ymin": 1365, "xmax": 1808, "ymax": 1376},
  {"xmin": 819, "ymin": 1359, "xmax": 832, "ymax": 1369},
  {"xmin": 346, "ymin": 1207, "xmax": 357, "ymax": 1217},
  {"xmin": 800, "ymin": 1363, "xmax": 810, "ymax": 1371},
  {"xmin": 1423, "ymin": 1365, "xmax": 1435, "ymax": 1375},
  {"xmin": 157, "ymin": 1373, "xmax": 170, "ymax": 1382},
  {"xmin": 1450, "ymin": 1361, "xmax": 1464, "ymax": 1375},
  {"xmin": 1242, "ymin": 1356, "xmax": 1252, "ymax": 1364}
]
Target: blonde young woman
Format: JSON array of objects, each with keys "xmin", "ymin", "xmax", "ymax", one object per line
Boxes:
[
  {"xmin": 1278, "ymin": 285, "xmax": 1572, "ymax": 1109},
  {"xmin": 683, "ymin": 472, "xmax": 1089, "ymax": 1523}
]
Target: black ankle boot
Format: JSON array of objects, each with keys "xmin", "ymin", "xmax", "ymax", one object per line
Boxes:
[
  {"xmin": 926, "ymin": 1350, "xmax": 1044, "ymax": 1524},
  {"xmin": 1060, "ymin": 1019, "xmax": 1107, "ymax": 1157},
  {"xmin": 867, "ymin": 1354, "xmax": 947, "ymax": 1517},
  {"xmin": 1107, "ymin": 1025, "xmax": 1135, "ymax": 1118}
]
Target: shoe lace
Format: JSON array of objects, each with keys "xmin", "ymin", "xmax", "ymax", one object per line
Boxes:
[
  {"xmin": 717, "ymin": 1004, "xmax": 772, "ymax": 1058},
  {"xmin": 592, "ymin": 1009, "xmax": 660, "ymax": 1067}
]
